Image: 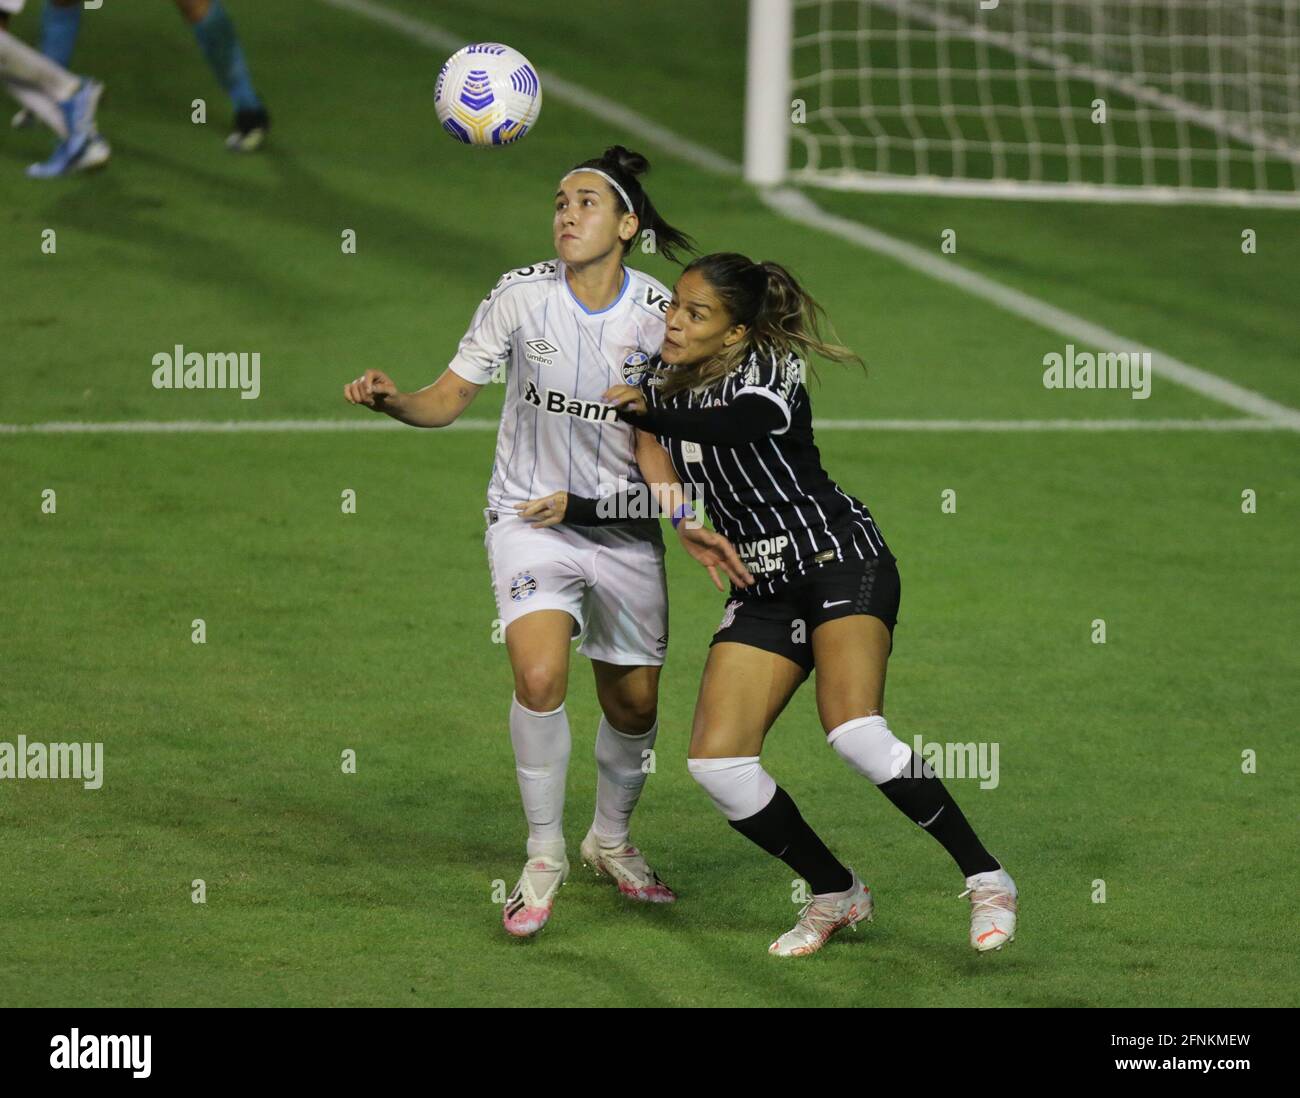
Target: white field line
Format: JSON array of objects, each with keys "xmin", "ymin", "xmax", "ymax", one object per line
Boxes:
[
  {"xmin": 0, "ymin": 418, "xmax": 1290, "ymax": 436},
  {"xmin": 42, "ymin": 0, "xmax": 1243, "ymax": 440}
]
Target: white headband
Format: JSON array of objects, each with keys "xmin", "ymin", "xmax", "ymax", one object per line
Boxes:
[{"xmin": 561, "ymin": 167, "xmax": 636, "ymax": 219}]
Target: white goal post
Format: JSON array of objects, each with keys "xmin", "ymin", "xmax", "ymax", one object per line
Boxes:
[{"xmin": 744, "ymin": 0, "xmax": 1300, "ymax": 206}]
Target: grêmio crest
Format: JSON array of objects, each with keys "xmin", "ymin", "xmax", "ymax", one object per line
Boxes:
[{"xmin": 622, "ymin": 351, "xmax": 650, "ymax": 385}]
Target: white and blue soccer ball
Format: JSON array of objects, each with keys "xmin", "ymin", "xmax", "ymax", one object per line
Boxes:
[{"xmin": 434, "ymin": 43, "xmax": 542, "ymax": 146}]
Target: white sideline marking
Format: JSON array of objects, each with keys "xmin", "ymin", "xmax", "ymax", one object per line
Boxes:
[
  {"xmin": 1, "ymin": 418, "xmax": 1290, "ymax": 436},
  {"xmin": 812, "ymin": 419, "xmax": 1289, "ymax": 432},
  {"xmin": 792, "ymin": 170, "xmax": 1300, "ymax": 210},
  {"xmin": 327, "ymin": 2, "xmax": 1300, "ymax": 433}
]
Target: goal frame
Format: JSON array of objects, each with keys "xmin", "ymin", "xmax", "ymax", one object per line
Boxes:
[{"xmin": 743, "ymin": 0, "xmax": 1300, "ymax": 207}]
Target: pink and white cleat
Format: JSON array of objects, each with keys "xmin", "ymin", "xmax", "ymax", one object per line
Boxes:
[
  {"xmin": 769, "ymin": 873, "xmax": 874, "ymax": 957},
  {"xmin": 960, "ymin": 867, "xmax": 1018, "ymax": 952},
  {"xmin": 580, "ymin": 830, "xmax": 676, "ymax": 903},
  {"xmin": 502, "ymin": 854, "xmax": 569, "ymax": 938}
]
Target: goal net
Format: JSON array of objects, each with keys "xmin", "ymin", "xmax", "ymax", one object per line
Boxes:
[{"xmin": 744, "ymin": 0, "xmax": 1300, "ymax": 205}]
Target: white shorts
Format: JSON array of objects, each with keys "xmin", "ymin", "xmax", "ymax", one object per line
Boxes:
[
  {"xmin": 0, "ymin": 0, "xmax": 27, "ymax": 16},
  {"xmin": 485, "ymin": 509, "xmax": 668, "ymax": 666}
]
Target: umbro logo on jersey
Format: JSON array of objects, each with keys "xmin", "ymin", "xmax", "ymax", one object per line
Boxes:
[{"xmin": 524, "ymin": 339, "xmax": 559, "ymax": 366}]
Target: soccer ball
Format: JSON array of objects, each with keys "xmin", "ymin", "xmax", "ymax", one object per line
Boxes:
[{"xmin": 434, "ymin": 43, "xmax": 542, "ymax": 146}]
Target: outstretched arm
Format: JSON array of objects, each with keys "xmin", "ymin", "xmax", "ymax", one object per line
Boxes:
[
  {"xmin": 515, "ymin": 430, "xmax": 753, "ymax": 592},
  {"xmin": 604, "ymin": 385, "xmax": 786, "ymax": 446},
  {"xmin": 343, "ymin": 366, "xmax": 482, "ymax": 428},
  {"xmin": 634, "ymin": 429, "xmax": 753, "ymax": 592},
  {"xmin": 633, "ymin": 427, "xmax": 695, "ymax": 525},
  {"xmin": 515, "ymin": 429, "xmax": 694, "ymax": 528}
]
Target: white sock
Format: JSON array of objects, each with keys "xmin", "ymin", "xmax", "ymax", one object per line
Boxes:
[
  {"xmin": 0, "ymin": 31, "xmax": 79, "ymax": 102},
  {"xmin": 3, "ymin": 79, "xmax": 68, "ymax": 137},
  {"xmin": 592, "ymin": 715, "xmax": 657, "ymax": 846},
  {"xmin": 509, "ymin": 695, "xmax": 571, "ymax": 860}
]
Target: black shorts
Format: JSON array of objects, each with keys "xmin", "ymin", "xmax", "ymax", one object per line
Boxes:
[{"xmin": 709, "ymin": 555, "xmax": 901, "ymax": 674}]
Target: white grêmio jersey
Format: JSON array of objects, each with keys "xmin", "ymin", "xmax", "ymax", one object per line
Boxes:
[{"xmin": 447, "ymin": 259, "xmax": 670, "ymax": 514}]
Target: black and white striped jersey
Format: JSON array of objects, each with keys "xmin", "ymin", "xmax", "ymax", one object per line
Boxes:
[{"xmin": 639, "ymin": 349, "xmax": 893, "ymax": 598}]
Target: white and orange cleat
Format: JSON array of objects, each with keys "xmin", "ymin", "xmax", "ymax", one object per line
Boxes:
[
  {"xmin": 580, "ymin": 830, "xmax": 676, "ymax": 903},
  {"xmin": 502, "ymin": 853, "xmax": 569, "ymax": 938},
  {"xmin": 769, "ymin": 873, "xmax": 874, "ymax": 957},
  {"xmin": 961, "ymin": 867, "xmax": 1018, "ymax": 952}
]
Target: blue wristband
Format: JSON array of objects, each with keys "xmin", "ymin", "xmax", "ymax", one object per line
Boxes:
[{"xmin": 671, "ymin": 503, "xmax": 694, "ymax": 529}]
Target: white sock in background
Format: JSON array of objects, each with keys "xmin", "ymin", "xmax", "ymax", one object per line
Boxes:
[
  {"xmin": 592, "ymin": 715, "xmax": 657, "ymax": 846},
  {"xmin": 3, "ymin": 79, "xmax": 68, "ymax": 137},
  {"xmin": 0, "ymin": 32, "xmax": 79, "ymax": 101},
  {"xmin": 509, "ymin": 694, "xmax": 571, "ymax": 861}
]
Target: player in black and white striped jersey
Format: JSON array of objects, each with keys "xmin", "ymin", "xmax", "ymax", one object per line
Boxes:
[
  {"xmin": 637, "ymin": 343, "xmax": 889, "ymax": 600},
  {"xmin": 598, "ymin": 253, "xmax": 1019, "ymax": 957}
]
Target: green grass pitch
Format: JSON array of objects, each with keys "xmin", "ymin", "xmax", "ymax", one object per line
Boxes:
[{"xmin": 1, "ymin": 0, "xmax": 1296, "ymax": 1007}]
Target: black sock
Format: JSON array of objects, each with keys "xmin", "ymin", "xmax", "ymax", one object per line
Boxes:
[
  {"xmin": 877, "ymin": 760, "xmax": 1000, "ymax": 878},
  {"xmin": 729, "ymin": 785, "xmax": 854, "ymax": 895}
]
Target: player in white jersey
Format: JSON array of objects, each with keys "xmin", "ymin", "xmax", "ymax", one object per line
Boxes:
[{"xmin": 344, "ymin": 146, "xmax": 750, "ymax": 938}]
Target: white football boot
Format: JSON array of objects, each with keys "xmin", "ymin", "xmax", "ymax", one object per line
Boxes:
[
  {"xmin": 580, "ymin": 830, "xmax": 676, "ymax": 903},
  {"xmin": 960, "ymin": 867, "xmax": 1017, "ymax": 951},
  {"xmin": 73, "ymin": 133, "xmax": 111, "ymax": 173},
  {"xmin": 502, "ymin": 853, "xmax": 569, "ymax": 938},
  {"xmin": 769, "ymin": 873, "xmax": 874, "ymax": 957}
]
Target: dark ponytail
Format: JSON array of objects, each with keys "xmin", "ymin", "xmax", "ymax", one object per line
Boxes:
[
  {"xmin": 568, "ymin": 145, "xmax": 695, "ymax": 264},
  {"xmin": 656, "ymin": 252, "xmax": 864, "ymax": 399}
]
